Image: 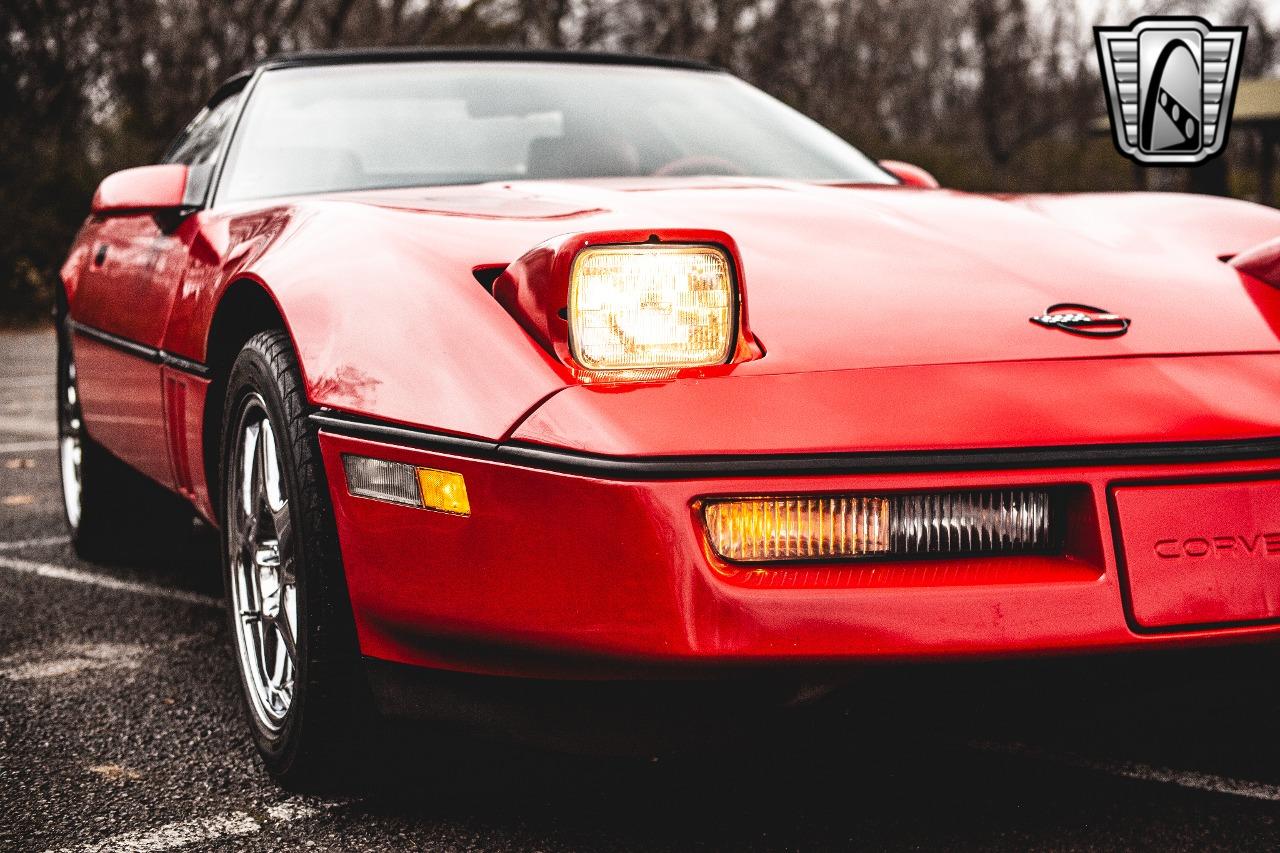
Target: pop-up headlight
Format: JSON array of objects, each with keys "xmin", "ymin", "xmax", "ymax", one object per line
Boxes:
[{"xmin": 568, "ymin": 244, "xmax": 735, "ymax": 371}]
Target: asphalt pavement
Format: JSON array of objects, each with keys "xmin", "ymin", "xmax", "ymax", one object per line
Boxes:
[{"xmin": 6, "ymin": 324, "xmax": 1280, "ymax": 851}]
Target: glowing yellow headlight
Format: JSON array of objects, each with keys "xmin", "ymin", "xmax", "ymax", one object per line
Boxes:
[{"xmin": 568, "ymin": 244, "xmax": 735, "ymax": 371}]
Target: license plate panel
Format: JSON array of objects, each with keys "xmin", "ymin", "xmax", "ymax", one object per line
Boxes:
[{"xmin": 1113, "ymin": 480, "xmax": 1280, "ymax": 629}]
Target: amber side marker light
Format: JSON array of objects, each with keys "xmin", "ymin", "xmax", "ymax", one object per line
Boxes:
[
  {"xmin": 703, "ymin": 490, "xmax": 1056, "ymax": 563},
  {"xmin": 342, "ymin": 455, "xmax": 470, "ymax": 516}
]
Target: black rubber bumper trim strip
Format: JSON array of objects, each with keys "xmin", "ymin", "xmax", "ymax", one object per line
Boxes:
[
  {"xmin": 309, "ymin": 409, "xmax": 1280, "ymax": 480},
  {"xmin": 69, "ymin": 319, "xmax": 212, "ymax": 379},
  {"xmin": 310, "ymin": 411, "xmax": 500, "ymax": 458},
  {"xmin": 68, "ymin": 319, "xmax": 156, "ymax": 361},
  {"xmin": 158, "ymin": 351, "xmax": 213, "ymax": 379}
]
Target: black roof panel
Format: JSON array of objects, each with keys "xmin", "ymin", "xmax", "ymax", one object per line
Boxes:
[{"xmin": 257, "ymin": 46, "xmax": 719, "ymax": 73}]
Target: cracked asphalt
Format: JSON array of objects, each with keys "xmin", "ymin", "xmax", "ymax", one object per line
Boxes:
[{"xmin": 7, "ymin": 325, "xmax": 1280, "ymax": 851}]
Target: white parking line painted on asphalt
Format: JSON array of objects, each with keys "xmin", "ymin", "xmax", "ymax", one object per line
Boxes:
[
  {"xmin": 0, "ymin": 554, "xmax": 220, "ymax": 608},
  {"xmin": 0, "ymin": 439, "xmax": 57, "ymax": 453},
  {"xmin": 264, "ymin": 800, "xmax": 324, "ymax": 822},
  {"xmin": 0, "ymin": 535, "xmax": 70, "ymax": 551},
  {"xmin": 0, "ymin": 642, "xmax": 146, "ymax": 681},
  {"xmin": 972, "ymin": 740, "xmax": 1280, "ymax": 803},
  {"xmin": 43, "ymin": 797, "xmax": 340, "ymax": 853},
  {"xmin": 46, "ymin": 812, "xmax": 261, "ymax": 853}
]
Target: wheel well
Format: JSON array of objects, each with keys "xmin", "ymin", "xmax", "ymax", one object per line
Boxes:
[{"xmin": 202, "ymin": 280, "xmax": 287, "ymax": 517}]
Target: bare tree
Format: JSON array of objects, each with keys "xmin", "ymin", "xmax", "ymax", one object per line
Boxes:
[{"xmin": 1, "ymin": 0, "xmax": 1275, "ymax": 321}]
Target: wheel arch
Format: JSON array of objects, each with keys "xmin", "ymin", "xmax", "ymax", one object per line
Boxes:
[{"xmin": 202, "ymin": 278, "xmax": 292, "ymax": 519}]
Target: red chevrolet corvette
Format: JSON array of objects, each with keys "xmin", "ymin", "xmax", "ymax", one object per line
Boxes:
[{"xmin": 57, "ymin": 48, "xmax": 1280, "ymax": 786}]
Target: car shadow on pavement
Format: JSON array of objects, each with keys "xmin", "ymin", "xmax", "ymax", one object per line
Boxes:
[
  {"xmin": 327, "ymin": 647, "xmax": 1280, "ymax": 850},
  {"xmin": 79, "ymin": 518, "xmax": 227, "ymax": 600}
]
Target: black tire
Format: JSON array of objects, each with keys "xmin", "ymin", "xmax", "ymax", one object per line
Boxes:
[
  {"xmin": 56, "ymin": 307, "xmax": 193, "ymax": 565},
  {"xmin": 219, "ymin": 329, "xmax": 373, "ymax": 791}
]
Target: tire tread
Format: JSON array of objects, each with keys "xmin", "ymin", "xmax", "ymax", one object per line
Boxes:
[{"xmin": 221, "ymin": 330, "xmax": 371, "ymax": 792}]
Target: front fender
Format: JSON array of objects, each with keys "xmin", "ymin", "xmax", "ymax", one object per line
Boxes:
[{"xmin": 166, "ymin": 201, "xmax": 572, "ymax": 441}]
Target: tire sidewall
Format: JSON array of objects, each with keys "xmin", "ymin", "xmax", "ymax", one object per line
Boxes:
[{"xmin": 220, "ymin": 341, "xmax": 315, "ymax": 769}]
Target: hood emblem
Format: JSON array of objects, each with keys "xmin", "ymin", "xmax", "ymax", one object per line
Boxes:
[{"xmin": 1030, "ymin": 304, "xmax": 1131, "ymax": 337}]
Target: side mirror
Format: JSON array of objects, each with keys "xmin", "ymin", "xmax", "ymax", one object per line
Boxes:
[
  {"xmin": 1230, "ymin": 236, "xmax": 1280, "ymax": 287},
  {"xmin": 879, "ymin": 160, "xmax": 940, "ymax": 189},
  {"xmin": 91, "ymin": 164, "xmax": 189, "ymax": 216}
]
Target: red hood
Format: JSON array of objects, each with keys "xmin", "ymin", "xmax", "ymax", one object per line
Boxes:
[
  {"xmin": 335, "ymin": 178, "xmax": 1280, "ymax": 375},
  {"xmin": 196, "ymin": 178, "xmax": 1280, "ymax": 451}
]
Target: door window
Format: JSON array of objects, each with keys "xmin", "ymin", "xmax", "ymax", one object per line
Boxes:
[{"xmin": 163, "ymin": 92, "xmax": 243, "ymax": 205}]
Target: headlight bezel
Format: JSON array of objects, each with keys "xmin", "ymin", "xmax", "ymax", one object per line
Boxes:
[{"xmin": 491, "ymin": 228, "xmax": 760, "ymax": 382}]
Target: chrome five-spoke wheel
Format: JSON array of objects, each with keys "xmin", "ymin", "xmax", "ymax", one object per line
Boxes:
[
  {"xmin": 58, "ymin": 357, "xmax": 83, "ymax": 530},
  {"xmin": 222, "ymin": 329, "xmax": 370, "ymax": 789},
  {"xmin": 228, "ymin": 395, "xmax": 299, "ymax": 733}
]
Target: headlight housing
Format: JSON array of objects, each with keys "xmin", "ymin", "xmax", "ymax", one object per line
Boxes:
[{"xmin": 568, "ymin": 244, "xmax": 736, "ymax": 372}]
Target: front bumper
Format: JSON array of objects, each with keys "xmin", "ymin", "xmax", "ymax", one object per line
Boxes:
[{"xmin": 317, "ymin": 424, "xmax": 1280, "ymax": 679}]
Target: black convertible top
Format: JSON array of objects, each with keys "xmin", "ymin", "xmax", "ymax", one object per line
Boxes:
[
  {"xmin": 212, "ymin": 46, "xmax": 718, "ymax": 104},
  {"xmin": 260, "ymin": 47, "xmax": 717, "ymax": 72}
]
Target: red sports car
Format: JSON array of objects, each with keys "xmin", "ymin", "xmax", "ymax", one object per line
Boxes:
[{"xmin": 58, "ymin": 48, "xmax": 1280, "ymax": 787}]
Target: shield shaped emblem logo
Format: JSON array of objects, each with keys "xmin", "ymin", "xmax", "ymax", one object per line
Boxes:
[{"xmin": 1095, "ymin": 16, "xmax": 1246, "ymax": 165}]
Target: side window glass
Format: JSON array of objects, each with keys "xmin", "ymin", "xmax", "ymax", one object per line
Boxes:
[
  {"xmin": 166, "ymin": 94, "xmax": 241, "ymax": 166},
  {"xmin": 163, "ymin": 93, "xmax": 243, "ymax": 206}
]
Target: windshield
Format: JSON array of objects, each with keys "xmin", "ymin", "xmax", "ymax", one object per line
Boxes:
[{"xmin": 217, "ymin": 61, "xmax": 892, "ymax": 202}]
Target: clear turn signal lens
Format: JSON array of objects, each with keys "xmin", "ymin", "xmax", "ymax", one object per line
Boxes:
[
  {"xmin": 343, "ymin": 455, "xmax": 421, "ymax": 507},
  {"xmin": 568, "ymin": 244, "xmax": 735, "ymax": 371},
  {"xmin": 703, "ymin": 490, "xmax": 1055, "ymax": 563}
]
